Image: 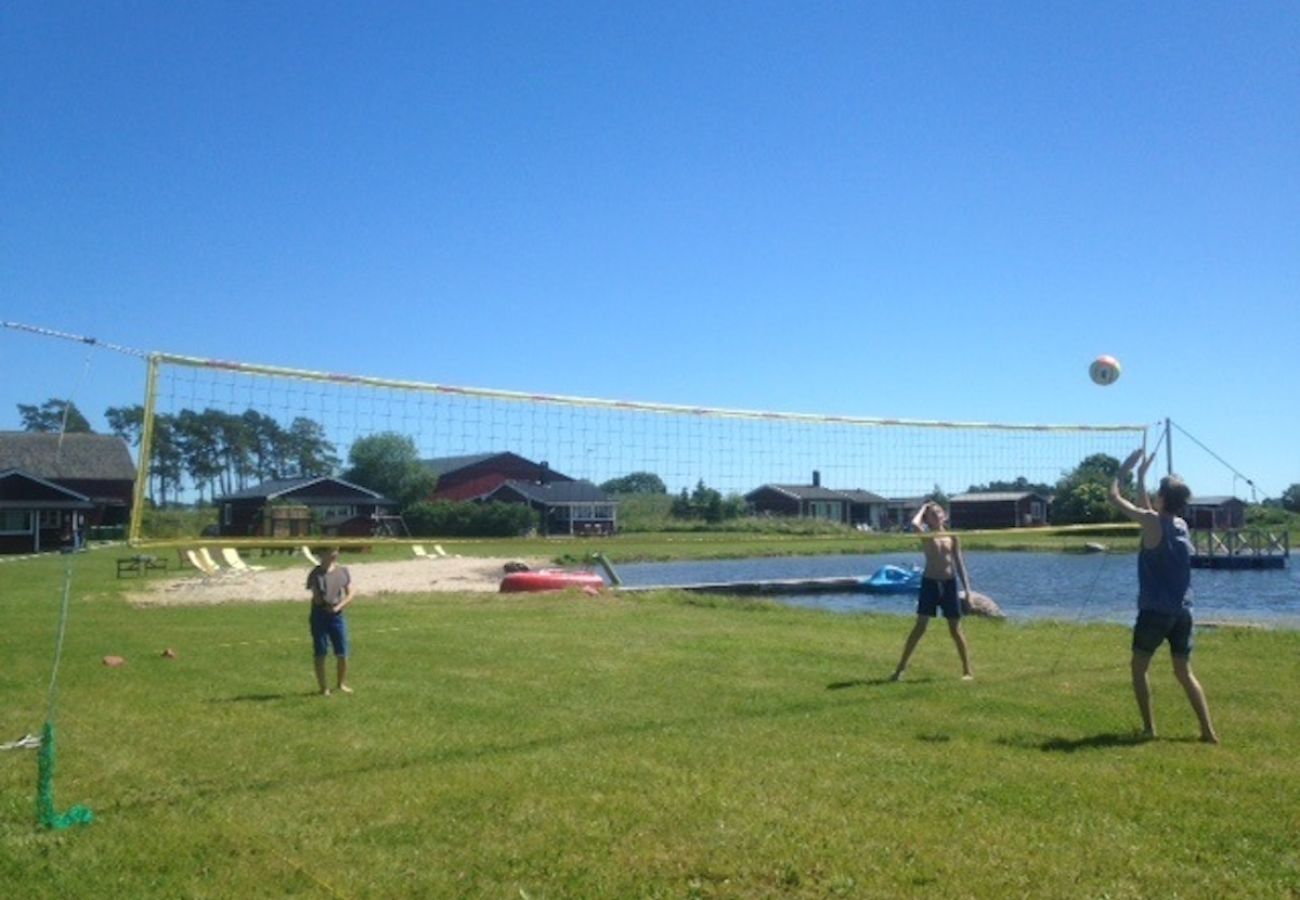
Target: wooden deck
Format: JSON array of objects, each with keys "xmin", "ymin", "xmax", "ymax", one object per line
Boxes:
[
  {"xmin": 1190, "ymin": 528, "xmax": 1289, "ymax": 570},
  {"xmin": 615, "ymin": 576, "xmax": 872, "ymax": 596}
]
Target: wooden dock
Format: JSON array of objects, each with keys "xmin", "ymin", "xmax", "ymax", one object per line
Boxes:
[
  {"xmin": 1190, "ymin": 528, "xmax": 1290, "ymax": 570},
  {"xmin": 615, "ymin": 576, "xmax": 872, "ymax": 596}
]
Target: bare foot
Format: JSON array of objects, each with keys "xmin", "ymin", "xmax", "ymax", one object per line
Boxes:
[
  {"xmin": 319, "ymin": 688, "xmax": 331, "ymax": 697},
  {"xmin": 889, "ymin": 670, "xmax": 904, "ymax": 682},
  {"xmin": 337, "ymin": 684, "xmax": 353, "ymax": 694},
  {"xmin": 961, "ymin": 673, "xmax": 974, "ymax": 681},
  {"xmin": 1140, "ymin": 728, "xmax": 1156, "ymax": 740},
  {"xmin": 1201, "ymin": 731, "xmax": 1219, "ymax": 744}
]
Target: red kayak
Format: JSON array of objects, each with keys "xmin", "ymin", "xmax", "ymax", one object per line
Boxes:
[{"xmin": 499, "ymin": 569, "xmax": 605, "ymax": 593}]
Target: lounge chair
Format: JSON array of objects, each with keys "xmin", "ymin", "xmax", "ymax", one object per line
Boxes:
[
  {"xmin": 412, "ymin": 544, "xmax": 431, "ymax": 559},
  {"xmin": 197, "ymin": 547, "xmax": 234, "ymax": 575},
  {"xmin": 221, "ymin": 547, "xmax": 267, "ymax": 573},
  {"xmin": 184, "ymin": 548, "xmax": 220, "ymax": 577},
  {"xmin": 300, "ymin": 546, "xmax": 321, "ymax": 566},
  {"xmin": 433, "ymin": 544, "xmax": 451, "ymax": 557}
]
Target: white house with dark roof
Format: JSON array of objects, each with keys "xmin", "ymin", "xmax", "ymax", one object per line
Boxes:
[
  {"xmin": 745, "ymin": 472, "xmax": 889, "ymax": 529},
  {"xmin": 484, "ymin": 479, "xmax": 618, "ymax": 536}
]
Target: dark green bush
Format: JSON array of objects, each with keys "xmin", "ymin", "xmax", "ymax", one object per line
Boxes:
[{"xmin": 403, "ymin": 500, "xmax": 537, "ymax": 537}]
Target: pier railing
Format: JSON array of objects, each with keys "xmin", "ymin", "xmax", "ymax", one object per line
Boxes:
[{"xmin": 1190, "ymin": 528, "xmax": 1290, "ymax": 569}]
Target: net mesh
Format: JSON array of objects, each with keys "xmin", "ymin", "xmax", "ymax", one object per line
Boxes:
[{"xmin": 130, "ymin": 352, "xmax": 1147, "ymax": 544}]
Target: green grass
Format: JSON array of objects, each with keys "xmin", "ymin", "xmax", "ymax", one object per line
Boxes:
[{"xmin": 2, "ymin": 551, "xmax": 1297, "ymax": 898}]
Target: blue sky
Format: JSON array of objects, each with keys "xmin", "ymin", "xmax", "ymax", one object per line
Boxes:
[{"xmin": 2, "ymin": 2, "xmax": 1296, "ymax": 499}]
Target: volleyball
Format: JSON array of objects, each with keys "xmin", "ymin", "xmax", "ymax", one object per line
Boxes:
[{"xmin": 1089, "ymin": 355, "xmax": 1121, "ymax": 386}]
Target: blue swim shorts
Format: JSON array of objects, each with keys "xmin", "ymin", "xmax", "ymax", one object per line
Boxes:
[
  {"xmin": 310, "ymin": 606, "xmax": 349, "ymax": 658},
  {"xmin": 1132, "ymin": 608, "xmax": 1193, "ymax": 657},
  {"xmin": 917, "ymin": 577, "xmax": 962, "ymax": 620}
]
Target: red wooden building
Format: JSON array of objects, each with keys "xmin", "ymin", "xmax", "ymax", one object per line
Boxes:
[{"xmin": 425, "ymin": 452, "xmax": 574, "ymax": 502}]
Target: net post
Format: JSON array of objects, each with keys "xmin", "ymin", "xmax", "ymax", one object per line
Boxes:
[{"xmin": 128, "ymin": 353, "xmax": 161, "ymax": 547}]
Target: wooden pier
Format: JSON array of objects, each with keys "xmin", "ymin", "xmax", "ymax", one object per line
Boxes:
[
  {"xmin": 1190, "ymin": 528, "xmax": 1290, "ymax": 570},
  {"xmin": 615, "ymin": 576, "xmax": 872, "ymax": 596}
]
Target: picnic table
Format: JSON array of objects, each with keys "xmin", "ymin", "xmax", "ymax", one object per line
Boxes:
[{"xmin": 116, "ymin": 554, "xmax": 167, "ymax": 578}]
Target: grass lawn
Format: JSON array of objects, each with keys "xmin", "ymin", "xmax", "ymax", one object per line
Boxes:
[{"xmin": 2, "ymin": 551, "xmax": 1297, "ymax": 898}]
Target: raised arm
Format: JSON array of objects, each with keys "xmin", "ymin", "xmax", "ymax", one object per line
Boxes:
[
  {"xmin": 1136, "ymin": 450, "xmax": 1155, "ymax": 511},
  {"xmin": 1110, "ymin": 448, "xmax": 1162, "ymax": 545},
  {"xmin": 911, "ymin": 502, "xmax": 930, "ymax": 533}
]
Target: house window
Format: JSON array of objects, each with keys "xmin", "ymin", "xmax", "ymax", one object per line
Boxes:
[
  {"xmin": 1031, "ymin": 501, "xmax": 1043, "ymax": 521},
  {"xmin": 593, "ymin": 505, "xmax": 614, "ymax": 519},
  {"xmin": 0, "ymin": 510, "xmax": 33, "ymax": 533},
  {"xmin": 39, "ymin": 510, "xmax": 63, "ymax": 529},
  {"xmin": 808, "ymin": 501, "xmax": 841, "ymax": 521},
  {"xmin": 316, "ymin": 505, "xmax": 355, "ymax": 520},
  {"xmin": 223, "ymin": 504, "xmax": 233, "ymax": 526},
  {"xmin": 574, "ymin": 504, "xmax": 595, "ymax": 520}
]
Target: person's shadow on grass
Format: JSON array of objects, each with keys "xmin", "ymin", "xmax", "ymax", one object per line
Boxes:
[
  {"xmin": 209, "ymin": 692, "xmax": 317, "ymax": 703},
  {"xmin": 826, "ymin": 675, "xmax": 934, "ymax": 690},
  {"xmin": 1032, "ymin": 732, "xmax": 1154, "ymax": 753}
]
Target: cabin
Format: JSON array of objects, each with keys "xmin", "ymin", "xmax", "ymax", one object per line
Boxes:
[
  {"xmin": 1184, "ymin": 496, "xmax": 1246, "ymax": 530},
  {"xmin": 745, "ymin": 472, "xmax": 888, "ymax": 529},
  {"xmin": 0, "ymin": 431, "xmax": 136, "ymax": 553},
  {"xmin": 214, "ymin": 476, "xmax": 399, "ymax": 538},
  {"xmin": 0, "ymin": 469, "xmax": 96, "ymax": 554},
  {"xmin": 484, "ymin": 480, "xmax": 618, "ymax": 536},
  {"xmin": 880, "ymin": 497, "xmax": 929, "ymax": 531},
  {"xmin": 949, "ymin": 492, "xmax": 1049, "ymax": 529},
  {"xmin": 838, "ymin": 489, "xmax": 890, "ymax": 530},
  {"xmin": 424, "ymin": 452, "xmax": 574, "ymax": 502}
]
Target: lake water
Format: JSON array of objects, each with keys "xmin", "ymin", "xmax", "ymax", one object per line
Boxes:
[{"xmin": 613, "ymin": 552, "xmax": 1300, "ymax": 628}]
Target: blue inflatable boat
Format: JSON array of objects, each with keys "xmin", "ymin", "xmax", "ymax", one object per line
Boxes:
[{"xmin": 861, "ymin": 564, "xmax": 922, "ymax": 594}]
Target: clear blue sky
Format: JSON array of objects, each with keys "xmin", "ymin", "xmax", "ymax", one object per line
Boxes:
[{"xmin": 2, "ymin": 2, "xmax": 1296, "ymax": 499}]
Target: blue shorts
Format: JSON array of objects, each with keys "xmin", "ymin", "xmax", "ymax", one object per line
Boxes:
[
  {"xmin": 310, "ymin": 606, "xmax": 349, "ymax": 657},
  {"xmin": 917, "ymin": 578, "xmax": 962, "ymax": 620},
  {"xmin": 1132, "ymin": 609, "xmax": 1193, "ymax": 657}
]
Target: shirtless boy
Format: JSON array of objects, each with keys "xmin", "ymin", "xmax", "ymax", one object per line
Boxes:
[{"xmin": 890, "ymin": 501, "xmax": 975, "ymax": 681}]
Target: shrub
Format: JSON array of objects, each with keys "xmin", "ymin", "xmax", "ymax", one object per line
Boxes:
[{"xmin": 404, "ymin": 500, "xmax": 536, "ymax": 537}]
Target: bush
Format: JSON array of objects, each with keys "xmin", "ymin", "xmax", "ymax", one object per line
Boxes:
[
  {"xmin": 139, "ymin": 506, "xmax": 220, "ymax": 540},
  {"xmin": 404, "ymin": 500, "xmax": 536, "ymax": 537}
]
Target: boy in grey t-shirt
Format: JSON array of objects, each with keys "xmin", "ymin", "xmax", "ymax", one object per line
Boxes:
[{"xmin": 306, "ymin": 548, "xmax": 355, "ymax": 695}]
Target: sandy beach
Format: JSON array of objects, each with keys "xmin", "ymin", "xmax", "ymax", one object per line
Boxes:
[{"xmin": 124, "ymin": 555, "xmax": 545, "ymax": 606}]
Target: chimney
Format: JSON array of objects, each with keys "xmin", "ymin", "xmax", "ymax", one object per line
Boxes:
[
  {"xmin": 812, "ymin": 470, "xmax": 821, "ymax": 488},
  {"xmin": 539, "ymin": 461, "xmax": 550, "ymax": 485}
]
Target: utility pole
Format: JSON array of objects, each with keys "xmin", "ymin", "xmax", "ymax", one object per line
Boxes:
[{"xmin": 1164, "ymin": 417, "xmax": 1173, "ymax": 476}]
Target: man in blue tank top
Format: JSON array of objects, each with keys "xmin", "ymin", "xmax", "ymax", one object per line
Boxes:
[{"xmin": 1110, "ymin": 449, "xmax": 1218, "ymax": 743}]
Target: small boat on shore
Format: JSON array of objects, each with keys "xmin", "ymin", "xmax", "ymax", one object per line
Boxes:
[
  {"xmin": 499, "ymin": 569, "xmax": 605, "ymax": 593},
  {"xmin": 861, "ymin": 564, "xmax": 922, "ymax": 594}
]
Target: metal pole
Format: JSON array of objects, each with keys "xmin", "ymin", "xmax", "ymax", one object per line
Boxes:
[{"xmin": 1164, "ymin": 418, "xmax": 1173, "ymax": 476}]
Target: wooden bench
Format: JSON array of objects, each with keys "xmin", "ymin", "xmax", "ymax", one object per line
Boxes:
[{"xmin": 116, "ymin": 555, "xmax": 168, "ymax": 578}]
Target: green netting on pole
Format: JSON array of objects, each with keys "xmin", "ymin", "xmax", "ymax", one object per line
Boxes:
[
  {"xmin": 37, "ymin": 568, "xmax": 93, "ymax": 830},
  {"xmin": 37, "ymin": 722, "xmax": 94, "ymax": 830}
]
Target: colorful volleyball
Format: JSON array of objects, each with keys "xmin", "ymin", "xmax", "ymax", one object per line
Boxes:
[{"xmin": 1089, "ymin": 355, "xmax": 1121, "ymax": 386}]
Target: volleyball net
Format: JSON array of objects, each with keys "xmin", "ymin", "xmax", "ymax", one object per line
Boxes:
[{"xmin": 126, "ymin": 351, "xmax": 1147, "ymax": 546}]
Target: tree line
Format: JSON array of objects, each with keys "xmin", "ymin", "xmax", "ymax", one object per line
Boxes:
[{"xmin": 19, "ymin": 398, "xmax": 338, "ymax": 505}]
